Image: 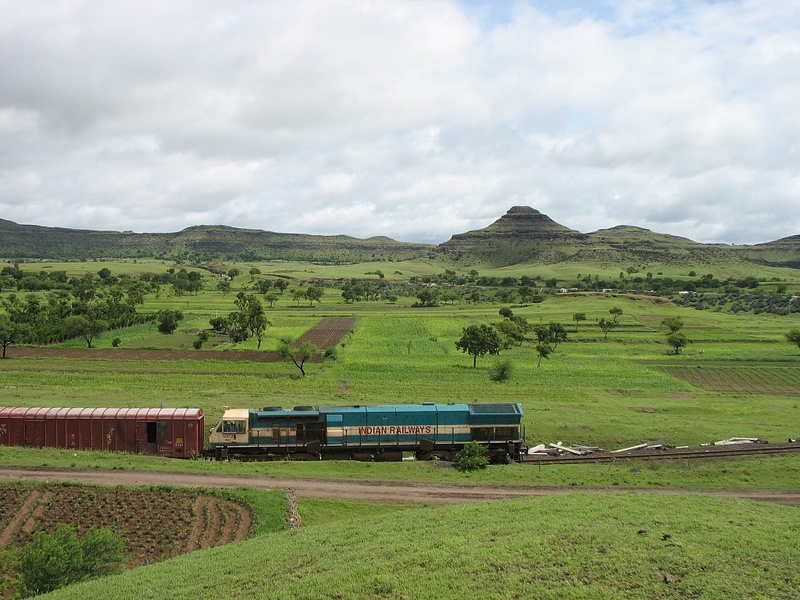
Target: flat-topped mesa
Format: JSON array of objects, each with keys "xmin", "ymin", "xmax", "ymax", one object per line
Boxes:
[
  {"xmin": 446, "ymin": 206, "xmax": 582, "ymax": 242},
  {"xmin": 437, "ymin": 206, "xmax": 585, "ymax": 266},
  {"xmin": 480, "ymin": 206, "xmax": 581, "ymax": 237}
]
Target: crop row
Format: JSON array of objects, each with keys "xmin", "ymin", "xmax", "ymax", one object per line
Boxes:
[
  {"xmin": 662, "ymin": 366, "xmax": 800, "ymax": 396},
  {"xmin": 0, "ymin": 484, "xmax": 252, "ymax": 567}
]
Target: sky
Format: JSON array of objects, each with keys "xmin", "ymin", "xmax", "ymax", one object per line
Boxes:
[{"xmin": 1, "ymin": 0, "xmax": 798, "ymax": 246}]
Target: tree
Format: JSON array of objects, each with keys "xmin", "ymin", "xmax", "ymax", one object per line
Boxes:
[
  {"xmin": 455, "ymin": 324, "xmax": 502, "ymax": 368},
  {"xmin": 518, "ymin": 286, "xmax": 536, "ymax": 303},
  {"xmin": 278, "ymin": 337, "xmax": 318, "ymax": 377},
  {"xmin": 609, "ymin": 306, "xmax": 623, "ymax": 323},
  {"xmin": 415, "ymin": 288, "xmax": 440, "ymax": 307},
  {"xmin": 64, "ymin": 315, "xmax": 107, "ymax": 348},
  {"xmin": 495, "ymin": 308, "xmax": 531, "ymax": 347},
  {"xmin": 786, "ymin": 329, "xmax": 800, "ymax": 352},
  {"xmin": 217, "ymin": 279, "xmax": 232, "ymax": 296},
  {"xmin": 598, "ymin": 318, "xmax": 616, "ymax": 340},
  {"xmin": 494, "ymin": 319, "xmax": 527, "ymax": 347},
  {"xmin": 256, "ymin": 279, "xmax": 273, "ymax": 295},
  {"xmin": 0, "ymin": 314, "xmax": 19, "ymax": 358},
  {"xmin": 535, "ymin": 342, "xmax": 553, "ymax": 367},
  {"xmin": 305, "ymin": 285, "xmax": 324, "ymax": 306},
  {"xmin": 572, "ymin": 312, "xmax": 586, "ymax": 332},
  {"xmin": 292, "ymin": 288, "xmax": 305, "ymax": 306},
  {"xmin": 666, "ymin": 332, "xmax": 689, "ymax": 355},
  {"xmin": 546, "ymin": 322, "xmax": 568, "ymax": 350},
  {"xmin": 233, "ymin": 293, "xmax": 270, "ymax": 349},
  {"xmin": 0, "ymin": 314, "xmax": 17, "ymax": 358},
  {"xmin": 455, "ymin": 441, "xmax": 489, "ymax": 471},
  {"xmin": 499, "ymin": 307, "xmax": 514, "ymax": 320},
  {"xmin": 533, "ymin": 322, "xmax": 567, "ymax": 351},
  {"xmin": 661, "ymin": 317, "xmax": 684, "ymax": 333},
  {"xmin": 156, "ymin": 309, "xmax": 183, "ymax": 334}
]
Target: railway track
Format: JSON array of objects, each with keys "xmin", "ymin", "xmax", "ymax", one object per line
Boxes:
[{"xmin": 520, "ymin": 441, "xmax": 800, "ymax": 465}]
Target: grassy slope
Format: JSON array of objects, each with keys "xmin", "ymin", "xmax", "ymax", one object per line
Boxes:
[{"xmin": 42, "ymin": 494, "xmax": 800, "ymax": 600}]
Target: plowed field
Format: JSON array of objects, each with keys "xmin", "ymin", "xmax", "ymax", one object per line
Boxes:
[
  {"xmin": 0, "ymin": 484, "xmax": 252, "ymax": 567},
  {"xmin": 296, "ymin": 317, "xmax": 357, "ymax": 349},
  {"xmin": 661, "ymin": 363, "xmax": 800, "ymax": 396}
]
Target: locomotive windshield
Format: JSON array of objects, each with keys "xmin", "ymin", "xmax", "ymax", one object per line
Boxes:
[
  {"xmin": 219, "ymin": 420, "xmax": 246, "ymax": 434},
  {"xmin": 213, "ymin": 408, "xmax": 250, "ymax": 435}
]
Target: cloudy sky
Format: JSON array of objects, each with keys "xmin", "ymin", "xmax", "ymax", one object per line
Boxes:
[{"xmin": 1, "ymin": 1, "xmax": 798, "ymax": 245}]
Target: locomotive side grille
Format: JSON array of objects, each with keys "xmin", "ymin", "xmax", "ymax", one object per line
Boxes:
[{"xmin": 468, "ymin": 403, "xmax": 520, "ymax": 414}]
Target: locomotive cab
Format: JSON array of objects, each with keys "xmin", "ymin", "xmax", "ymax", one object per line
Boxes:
[{"xmin": 209, "ymin": 408, "xmax": 249, "ymax": 446}]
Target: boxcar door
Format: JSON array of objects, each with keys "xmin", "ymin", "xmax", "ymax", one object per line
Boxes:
[
  {"xmin": 24, "ymin": 420, "xmax": 45, "ymax": 447},
  {"xmin": 135, "ymin": 422, "xmax": 158, "ymax": 455}
]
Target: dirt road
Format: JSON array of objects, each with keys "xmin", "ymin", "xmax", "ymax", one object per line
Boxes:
[{"xmin": 1, "ymin": 467, "xmax": 799, "ymax": 505}]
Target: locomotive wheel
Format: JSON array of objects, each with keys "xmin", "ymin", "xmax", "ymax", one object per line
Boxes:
[
  {"xmin": 416, "ymin": 451, "xmax": 455, "ymax": 462},
  {"xmin": 290, "ymin": 452, "xmax": 322, "ymax": 461}
]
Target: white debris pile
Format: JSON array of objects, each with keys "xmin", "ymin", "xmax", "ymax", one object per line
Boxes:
[
  {"xmin": 705, "ymin": 437, "xmax": 767, "ymax": 446},
  {"xmin": 611, "ymin": 437, "xmax": 675, "ymax": 454},
  {"xmin": 526, "ymin": 441, "xmax": 604, "ymax": 457}
]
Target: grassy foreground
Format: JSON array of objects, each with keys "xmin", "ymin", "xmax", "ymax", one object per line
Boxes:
[{"xmin": 40, "ymin": 493, "xmax": 800, "ymax": 600}]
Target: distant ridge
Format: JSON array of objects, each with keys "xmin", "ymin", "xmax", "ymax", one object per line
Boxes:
[
  {"xmin": 0, "ymin": 209, "xmax": 797, "ymax": 268},
  {"xmin": 0, "ymin": 219, "xmax": 432, "ymax": 264},
  {"xmin": 435, "ymin": 207, "xmax": 799, "ymax": 268}
]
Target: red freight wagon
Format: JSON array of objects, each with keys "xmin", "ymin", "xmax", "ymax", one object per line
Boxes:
[{"xmin": 0, "ymin": 407, "xmax": 204, "ymax": 458}]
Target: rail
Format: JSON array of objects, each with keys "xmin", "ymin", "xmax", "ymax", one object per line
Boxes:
[{"xmin": 520, "ymin": 442, "xmax": 800, "ymax": 465}]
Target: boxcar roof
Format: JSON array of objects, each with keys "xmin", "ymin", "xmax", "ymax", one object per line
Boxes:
[{"xmin": 0, "ymin": 407, "xmax": 204, "ymax": 420}]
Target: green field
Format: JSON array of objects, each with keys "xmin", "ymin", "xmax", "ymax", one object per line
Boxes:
[
  {"xmin": 1, "ymin": 258, "xmax": 799, "ymax": 598},
  {"xmin": 33, "ymin": 493, "xmax": 800, "ymax": 600}
]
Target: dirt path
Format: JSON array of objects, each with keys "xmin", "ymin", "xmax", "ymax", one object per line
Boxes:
[{"xmin": 1, "ymin": 467, "xmax": 798, "ymax": 506}]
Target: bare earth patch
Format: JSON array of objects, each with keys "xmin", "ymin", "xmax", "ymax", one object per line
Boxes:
[{"xmin": 0, "ymin": 483, "xmax": 252, "ymax": 567}]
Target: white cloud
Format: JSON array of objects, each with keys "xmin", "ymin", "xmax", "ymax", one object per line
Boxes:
[{"xmin": 0, "ymin": 0, "xmax": 798, "ymax": 245}]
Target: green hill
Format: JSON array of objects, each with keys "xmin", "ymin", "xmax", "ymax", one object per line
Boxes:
[
  {"xmin": 1, "ymin": 207, "xmax": 798, "ymax": 268},
  {"xmin": 0, "ymin": 219, "xmax": 433, "ymax": 264},
  {"xmin": 45, "ymin": 493, "xmax": 800, "ymax": 600},
  {"xmin": 436, "ymin": 206, "xmax": 800, "ymax": 268}
]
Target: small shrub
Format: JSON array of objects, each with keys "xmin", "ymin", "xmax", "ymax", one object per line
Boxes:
[
  {"xmin": 489, "ymin": 359, "xmax": 513, "ymax": 382},
  {"xmin": 323, "ymin": 347, "xmax": 339, "ymax": 361},
  {"xmin": 111, "ymin": 337, "xmax": 121, "ymax": 347},
  {"xmin": 15, "ymin": 524, "xmax": 126, "ymax": 597},
  {"xmin": 456, "ymin": 441, "xmax": 489, "ymax": 472},
  {"xmin": 194, "ymin": 330, "xmax": 210, "ymax": 349}
]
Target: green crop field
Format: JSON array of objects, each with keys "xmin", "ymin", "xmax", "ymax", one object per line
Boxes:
[{"xmin": 1, "ymin": 257, "xmax": 799, "ymax": 598}]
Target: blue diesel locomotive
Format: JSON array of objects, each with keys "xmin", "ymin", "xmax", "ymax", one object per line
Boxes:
[{"xmin": 208, "ymin": 402, "xmax": 525, "ymax": 462}]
